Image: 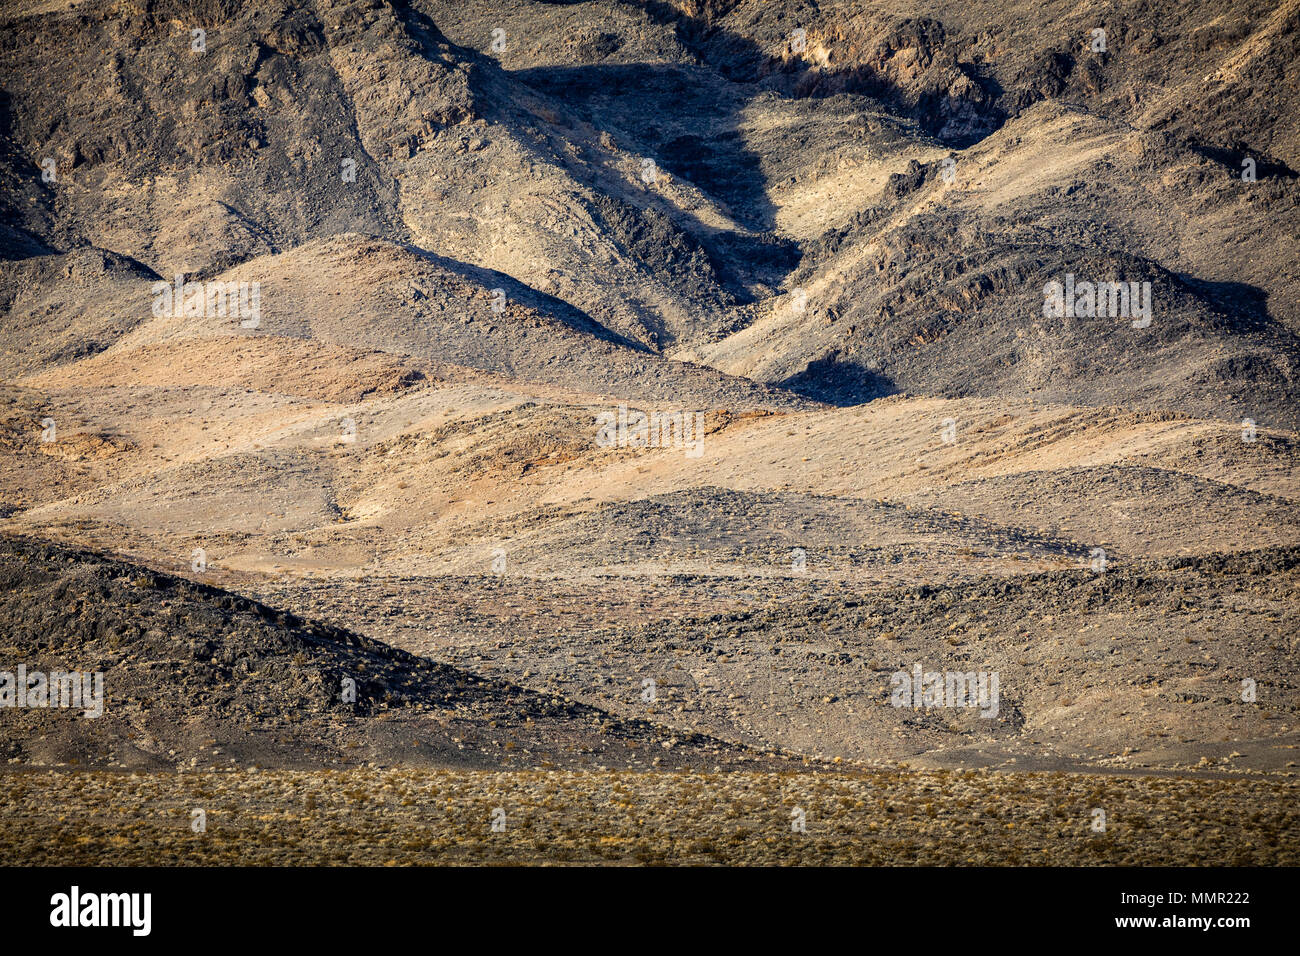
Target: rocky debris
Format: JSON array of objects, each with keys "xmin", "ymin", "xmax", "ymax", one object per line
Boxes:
[
  {"xmin": 1, "ymin": 0, "xmax": 1298, "ymax": 866},
  {"xmin": 0, "ymin": 538, "xmax": 783, "ymax": 772},
  {"xmin": 4, "ymin": 0, "xmax": 1298, "ymax": 421}
]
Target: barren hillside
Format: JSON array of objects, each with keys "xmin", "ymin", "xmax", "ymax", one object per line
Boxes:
[{"xmin": 0, "ymin": 0, "xmax": 1296, "ymax": 867}]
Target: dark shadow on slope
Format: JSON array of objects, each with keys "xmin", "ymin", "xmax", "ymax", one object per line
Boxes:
[
  {"xmin": 502, "ymin": 9, "xmax": 1006, "ymax": 302},
  {"xmin": 0, "ymin": 88, "xmax": 59, "ymax": 261},
  {"xmin": 778, "ymin": 352, "xmax": 898, "ymax": 407},
  {"xmin": 0, "ymin": 536, "xmax": 764, "ymax": 771},
  {"xmin": 395, "ymin": 239, "xmax": 654, "ymax": 354},
  {"xmin": 1176, "ymin": 275, "xmax": 1282, "ymax": 337},
  {"xmin": 513, "ymin": 62, "xmax": 778, "ymax": 230},
  {"xmin": 1189, "ymin": 142, "xmax": 1299, "ymax": 181},
  {"xmin": 615, "ymin": 2, "xmax": 1007, "ymax": 146},
  {"xmin": 393, "ymin": 2, "xmax": 799, "ymax": 315},
  {"xmin": 0, "ymin": 223, "xmax": 58, "ymax": 261},
  {"xmin": 510, "ymin": 61, "xmax": 800, "ymax": 301},
  {"xmin": 399, "ymin": 1, "xmax": 1000, "ymax": 297}
]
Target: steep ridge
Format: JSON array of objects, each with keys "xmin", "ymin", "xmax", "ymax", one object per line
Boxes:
[{"xmin": 6, "ymin": 235, "xmax": 808, "ymax": 408}]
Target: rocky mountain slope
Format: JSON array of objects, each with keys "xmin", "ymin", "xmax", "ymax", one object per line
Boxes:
[
  {"xmin": 3, "ymin": 0, "xmax": 1297, "ymax": 419},
  {"xmin": 0, "ymin": 0, "xmax": 1296, "ymax": 864},
  {"xmin": 0, "ymin": 536, "xmax": 767, "ymax": 770}
]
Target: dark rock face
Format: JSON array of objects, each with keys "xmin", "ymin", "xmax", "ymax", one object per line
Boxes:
[{"xmin": 2, "ymin": 0, "xmax": 1298, "ymax": 423}]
